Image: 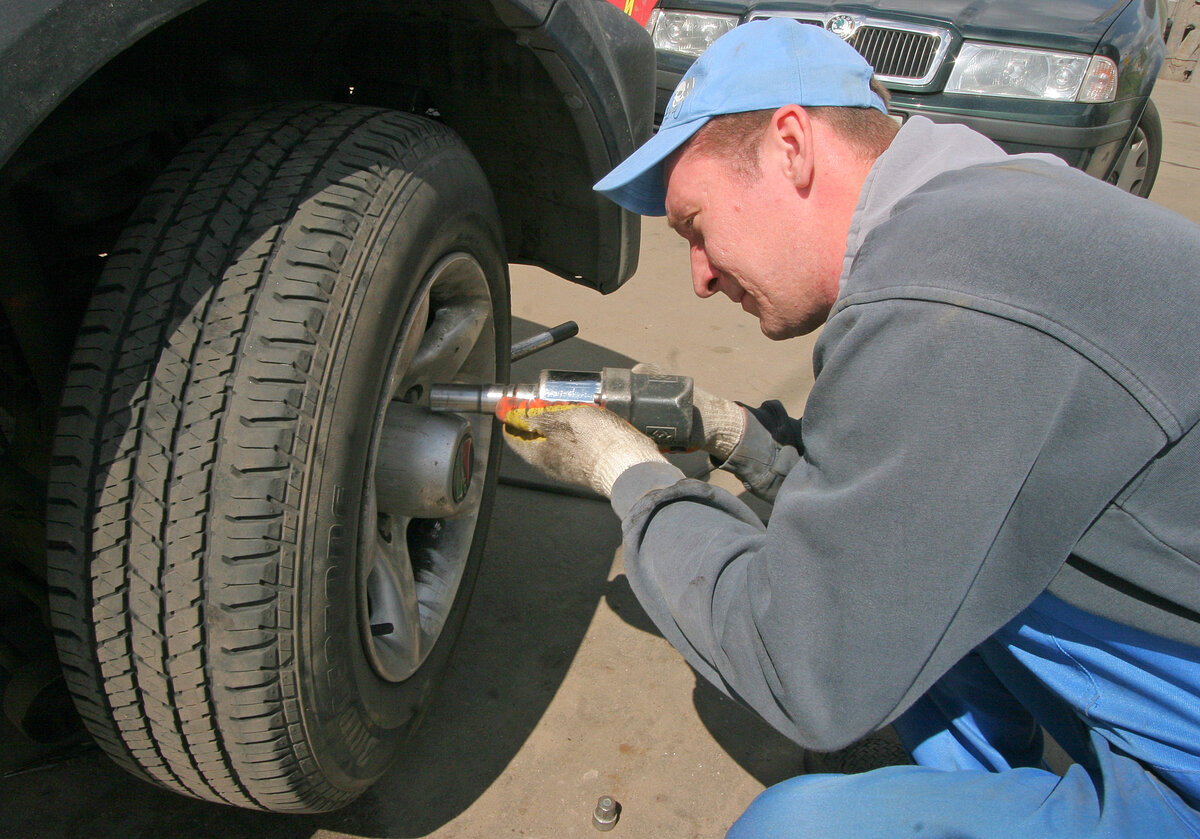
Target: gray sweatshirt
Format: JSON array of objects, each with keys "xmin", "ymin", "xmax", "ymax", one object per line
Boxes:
[{"xmin": 609, "ymin": 117, "xmax": 1200, "ymax": 750}]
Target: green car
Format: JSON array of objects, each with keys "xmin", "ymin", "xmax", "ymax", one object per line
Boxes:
[{"xmin": 648, "ymin": 1, "xmax": 1167, "ymax": 196}]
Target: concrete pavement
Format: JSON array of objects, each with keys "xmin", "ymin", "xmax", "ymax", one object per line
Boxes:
[{"xmin": 2, "ymin": 79, "xmax": 1198, "ymax": 839}]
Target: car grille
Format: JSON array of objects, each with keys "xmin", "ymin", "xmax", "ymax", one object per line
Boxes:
[
  {"xmin": 749, "ymin": 14, "xmax": 952, "ymax": 88},
  {"xmin": 850, "ymin": 26, "xmax": 938, "ymax": 80}
]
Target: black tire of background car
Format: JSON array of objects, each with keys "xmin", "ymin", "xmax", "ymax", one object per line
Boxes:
[
  {"xmin": 1111, "ymin": 99, "xmax": 1163, "ymax": 198},
  {"xmin": 44, "ymin": 103, "xmax": 509, "ymax": 813}
]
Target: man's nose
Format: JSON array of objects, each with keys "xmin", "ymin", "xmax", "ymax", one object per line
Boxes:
[{"xmin": 691, "ymin": 247, "xmax": 719, "ymax": 298}]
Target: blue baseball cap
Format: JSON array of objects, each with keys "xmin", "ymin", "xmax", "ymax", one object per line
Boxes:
[{"xmin": 594, "ymin": 17, "xmax": 888, "ymax": 216}]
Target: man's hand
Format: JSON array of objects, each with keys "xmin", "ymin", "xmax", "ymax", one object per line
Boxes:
[
  {"xmin": 501, "ymin": 403, "xmax": 667, "ymax": 497},
  {"xmin": 632, "ymin": 363, "xmax": 745, "ymax": 459}
]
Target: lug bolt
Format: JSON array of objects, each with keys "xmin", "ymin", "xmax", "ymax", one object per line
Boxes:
[{"xmin": 592, "ymin": 795, "xmax": 620, "ymax": 831}]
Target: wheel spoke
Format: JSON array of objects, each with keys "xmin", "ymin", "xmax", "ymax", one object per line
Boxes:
[
  {"xmin": 363, "ymin": 508, "xmax": 423, "ymax": 678},
  {"xmin": 403, "ymin": 298, "xmax": 491, "ymax": 390}
]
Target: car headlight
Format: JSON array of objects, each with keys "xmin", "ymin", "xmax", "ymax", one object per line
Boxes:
[
  {"xmin": 946, "ymin": 43, "xmax": 1118, "ymax": 103},
  {"xmin": 648, "ymin": 10, "xmax": 739, "ymax": 57}
]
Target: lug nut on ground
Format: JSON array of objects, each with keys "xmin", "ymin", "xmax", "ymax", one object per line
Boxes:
[{"xmin": 592, "ymin": 795, "xmax": 621, "ymax": 831}]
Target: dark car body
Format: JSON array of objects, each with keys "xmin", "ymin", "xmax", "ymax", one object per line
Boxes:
[{"xmin": 650, "ymin": 0, "xmax": 1167, "ymax": 188}]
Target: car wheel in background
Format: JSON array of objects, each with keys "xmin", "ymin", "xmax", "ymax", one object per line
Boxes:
[
  {"xmin": 1109, "ymin": 99, "xmax": 1162, "ymax": 198},
  {"xmin": 45, "ymin": 103, "xmax": 509, "ymax": 812}
]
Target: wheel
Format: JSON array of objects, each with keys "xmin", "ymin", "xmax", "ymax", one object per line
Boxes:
[
  {"xmin": 1108, "ymin": 99, "xmax": 1162, "ymax": 198},
  {"xmin": 45, "ymin": 103, "xmax": 510, "ymax": 812}
]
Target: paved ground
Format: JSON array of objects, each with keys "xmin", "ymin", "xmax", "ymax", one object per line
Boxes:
[{"xmin": 2, "ymin": 80, "xmax": 1198, "ymax": 839}]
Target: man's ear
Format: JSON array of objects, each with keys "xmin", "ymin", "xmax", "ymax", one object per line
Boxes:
[{"xmin": 768, "ymin": 104, "xmax": 815, "ymax": 190}]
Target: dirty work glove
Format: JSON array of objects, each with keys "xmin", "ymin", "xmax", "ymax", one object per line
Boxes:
[
  {"xmin": 500, "ymin": 402, "xmax": 667, "ymax": 497},
  {"xmin": 632, "ymin": 363, "xmax": 745, "ymax": 460}
]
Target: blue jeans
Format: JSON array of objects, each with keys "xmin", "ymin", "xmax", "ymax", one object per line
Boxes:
[{"xmin": 728, "ymin": 593, "xmax": 1200, "ymax": 838}]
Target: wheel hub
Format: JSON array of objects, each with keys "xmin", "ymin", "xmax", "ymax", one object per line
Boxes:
[{"xmin": 375, "ymin": 404, "xmax": 474, "ymax": 519}]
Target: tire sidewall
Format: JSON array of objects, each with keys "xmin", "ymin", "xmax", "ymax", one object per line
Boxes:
[{"xmin": 294, "ymin": 137, "xmax": 509, "ymax": 791}]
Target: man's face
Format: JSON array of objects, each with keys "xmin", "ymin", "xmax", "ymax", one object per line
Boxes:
[{"xmin": 663, "ymin": 130, "xmax": 836, "ymax": 340}]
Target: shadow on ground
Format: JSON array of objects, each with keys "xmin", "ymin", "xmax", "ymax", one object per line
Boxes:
[{"xmin": 603, "ymin": 573, "xmax": 806, "ymax": 789}]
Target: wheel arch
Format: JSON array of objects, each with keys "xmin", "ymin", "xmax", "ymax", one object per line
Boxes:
[{"xmin": 0, "ymin": 0, "xmax": 652, "ymax": 298}]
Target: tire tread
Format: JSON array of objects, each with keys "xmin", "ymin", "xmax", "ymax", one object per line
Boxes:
[{"xmin": 47, "ymin": 103, "xmax": 474, "ymax": 811}]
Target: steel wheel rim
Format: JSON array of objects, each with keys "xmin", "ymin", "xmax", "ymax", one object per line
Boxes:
[{"xmin": 359, "ymin": 252, "xmax": 496, "ymax": 683}]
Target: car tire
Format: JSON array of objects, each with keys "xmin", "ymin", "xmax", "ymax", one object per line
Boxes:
[
  {"xmin": 45, "ymin": 103, "xmax": 509, "ymax": 813},
  {"xmin": 1109, "ymin": 99, "xmax": 1162, "ymax": 198}
]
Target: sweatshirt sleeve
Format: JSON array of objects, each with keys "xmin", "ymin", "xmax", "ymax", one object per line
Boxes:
[{"xmin": 615, "ymin": 299, "xmax": 1165, "ymax": 750}]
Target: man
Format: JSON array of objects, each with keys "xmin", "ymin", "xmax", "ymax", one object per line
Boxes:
[{"xmin": 505, "ymin": 18, "xmax": 1200, "ymax": 838}]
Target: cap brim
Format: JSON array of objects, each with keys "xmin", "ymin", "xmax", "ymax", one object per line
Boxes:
[{"xmin": 593, "ymin": 117, "xmax": 710, "ymax": 217}]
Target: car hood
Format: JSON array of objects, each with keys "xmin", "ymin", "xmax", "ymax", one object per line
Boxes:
[{"xmin": 747, "ymin": 0, "xmax": 1135, "ymax": 49}]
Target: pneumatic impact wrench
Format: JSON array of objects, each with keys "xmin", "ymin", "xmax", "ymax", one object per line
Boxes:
[{"xmin": 428, "ymin": 322, "xmax": 696, "ymax": 452}]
